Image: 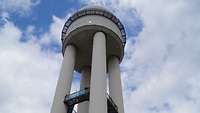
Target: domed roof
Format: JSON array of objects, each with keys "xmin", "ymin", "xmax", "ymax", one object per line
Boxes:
[{"xmin": 79, "ymin": 5, "xmax": 110, "ymax": 12}]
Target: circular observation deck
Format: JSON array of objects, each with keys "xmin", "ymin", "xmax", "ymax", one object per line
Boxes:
[{"xmin": 61, "ymin": 5, "xmax": 126, "ymax": 72}]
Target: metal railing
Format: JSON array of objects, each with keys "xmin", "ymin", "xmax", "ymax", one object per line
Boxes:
[{"xmin": 65, "ymin": 88, "xmax": 90, "ymax": 101}]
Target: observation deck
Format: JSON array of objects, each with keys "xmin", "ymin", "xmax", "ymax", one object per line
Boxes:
[
  {"xmin": 61, "ymin": 6, "xmax": 126, "ymax": 47},
  {"xmin": 61, "ymin": 5, "xmax": 126, "ymax": 72}
]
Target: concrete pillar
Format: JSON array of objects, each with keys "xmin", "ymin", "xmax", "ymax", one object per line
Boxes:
[
  {"xmin": 108, "ymin": 56, "xmax": 124, "ymax": 113},
  {"xmin": 51, "ymin": 45, "xmax": 76, "ymax": 113},
  {"xmin": 89, "ymin": 32, "xmax": 107, "ymax": 113},
  {"xmin": 77, "ymin": 67, "xmax": 91, "ymax": 113}
]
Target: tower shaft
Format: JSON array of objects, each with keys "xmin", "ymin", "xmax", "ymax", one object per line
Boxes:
[
  {"xmin": 89, "ymin": 32, "xmax": 107, "ymax": 113},
  {"xmin": 51, "ymin": 45, "xmax": 76, "ymax": 113},
  {"xmin": 77, "ymin": 67, "xmax": 91, "ymax": 113},
  {"xmin": 108, "ymin": 56, "xmax": 125, "ymax": 113}
]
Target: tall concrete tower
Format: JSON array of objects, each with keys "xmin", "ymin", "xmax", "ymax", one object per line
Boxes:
[{"xmin": 51, "ymin": 5, "xmax": 126, "ymax": 113}]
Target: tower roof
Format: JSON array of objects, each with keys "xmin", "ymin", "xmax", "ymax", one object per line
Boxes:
[{"xmin": 79, "ymin": 5, "xmax": 110, "ymax": 12}]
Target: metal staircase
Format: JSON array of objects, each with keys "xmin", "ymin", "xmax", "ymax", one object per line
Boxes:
[{"xmin": 64, "ymin": 88, "xmax": 118, "ymax": 113}]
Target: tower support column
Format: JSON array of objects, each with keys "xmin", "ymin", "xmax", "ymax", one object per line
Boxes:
[
  {"xmin": 108, "ymin": 56, "xmax": 124, "ymax": 113},
  {"xmin": 89, "ymin": 32, "xmax": 107, "ymax": 113},
  {"xmin": 77, "ymin": 67, "xmax": 91, "ymax": 113},
  {"xmin": 51, "ymin": 45, "xmax": 76, "ymax": 113}
]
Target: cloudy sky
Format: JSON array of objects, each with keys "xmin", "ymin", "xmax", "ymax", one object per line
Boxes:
[{"xmin": 0, "ymin": 0, "xmax": 200, "ymax": 113}]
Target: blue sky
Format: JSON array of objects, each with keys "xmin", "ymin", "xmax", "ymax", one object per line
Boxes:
[
  {"xmin": 8, "ymin": 0, "xmax": 83, "ymax": 53},
  {"xmin": 10, "ymin": 0, "xmax": 81, "ymax": 30},
  {"xmin": 1, "ymin": 0, "xmax": 200, "ymax": 113}
]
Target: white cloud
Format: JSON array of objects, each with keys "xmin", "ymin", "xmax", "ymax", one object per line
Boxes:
[
  {"xmin": 0, "ymin": 19, "xmax": 59, "ymax": 113},
  {"xmin": 0, "ymin": 16, "xmax": 79, "ymax": 113},
  {"xmin": 0, "ymin": 0, "xmax": 40, "ymax": 14}
]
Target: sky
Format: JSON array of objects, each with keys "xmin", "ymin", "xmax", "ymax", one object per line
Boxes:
[{"xmin": 0, "ymin": 0, "xmax": 200, "ymax": 113}]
